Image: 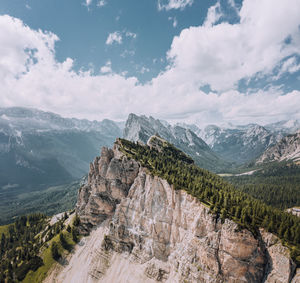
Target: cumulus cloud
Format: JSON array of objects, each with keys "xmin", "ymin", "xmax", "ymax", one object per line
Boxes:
[
  {"xmin": 1, "ymin": 0, "xmax": 300, "ymax": 126},
  {"xmin": 166, "ymin": 0, "xmax": 300, "ymax": 91},
  {"xmin": 158, "ymin": 0, "xmax": 193, "ymax": 11},
  {"xmin": 106, "ymin": 31, "xmax": 122, "ymax": 45}
]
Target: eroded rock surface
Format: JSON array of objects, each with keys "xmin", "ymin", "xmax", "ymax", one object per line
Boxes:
[{"xmin": 73, "ymin": 140, "xmax": 297, "ymax": 283}]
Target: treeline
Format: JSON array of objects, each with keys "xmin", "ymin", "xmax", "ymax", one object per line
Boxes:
[
  {"xmin": 119, "ymin": 138, "xmax": 300, "ymax": 264},
  {"xmin": 225, "ymin": 163, "xmax": 300, "ymax": 209}
]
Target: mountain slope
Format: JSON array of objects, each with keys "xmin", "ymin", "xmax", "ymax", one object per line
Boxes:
[
  {"xmin": 52, "ymin": 137, "xmax": 299, "ymax": 283},
  {"xmin": 256, "ymin": 131, "xmax": 300, "ymax": 164},
  {"xmin": 123, "ymin": 113, "xmax": 229, "ymax": 172}
]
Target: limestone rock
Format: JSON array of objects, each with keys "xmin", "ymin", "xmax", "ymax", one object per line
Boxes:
[{"xmin": 70, "ymin": 142, "xmax": 297, "ymax": 283}]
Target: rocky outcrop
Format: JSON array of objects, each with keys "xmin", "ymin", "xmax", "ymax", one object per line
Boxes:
[
  {"xmin": 256, "ymin": 131, "xmax": 300, "ymax": 164},
  {"xmin": 77, "ymin": 143, "xmax": 139, "ymax": 229},
  {"xmin": 75, "ymin": 140, "xmax": 297, "ymax": 283}
]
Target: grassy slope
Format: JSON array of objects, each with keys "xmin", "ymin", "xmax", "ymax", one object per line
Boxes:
[
  {"xmin": 0, "ymin": 224, "xmax": 10, "ymax": 236},
  {"xmin": 24, "ymin": 218, "xmax": 77, "ymax": 283}
]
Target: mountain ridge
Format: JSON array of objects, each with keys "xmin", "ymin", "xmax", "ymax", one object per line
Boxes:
[{"xmin": 123, "ymin": 113, "xmax": 230, "ymax": 172}]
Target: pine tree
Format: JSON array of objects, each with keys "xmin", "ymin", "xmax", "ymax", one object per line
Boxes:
[{"xmin": 51, "ymin": 242, "xmax": 60, "ymax": 260}]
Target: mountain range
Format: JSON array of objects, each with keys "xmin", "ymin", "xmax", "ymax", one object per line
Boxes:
[
  {"xmin": 1, "ymin": 107, "xmax": 300, "ymax": 224},
  {"xmin": 0, "ymin": 107, "xmax": 122, "ymax": 189},
  {"xmin": 1, "ymin": 108, "xmax": 300, "ymax": 282},
  {"xmin": 123, "ymin": 113, "xmax": 230, "ymax": 172}
]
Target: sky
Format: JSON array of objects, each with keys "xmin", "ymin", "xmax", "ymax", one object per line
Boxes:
[{"xmin": 0, "ymin": 0, "xmax": 300, "ymax": 127}]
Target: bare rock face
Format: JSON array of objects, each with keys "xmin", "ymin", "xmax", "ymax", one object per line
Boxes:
[
  {"xmin": 75, "ymin": 142, "xmax": 297, "ymax": 282},
  {"xmin": 77, "ymin": 142, "xmax": 139, "ymax": 229},
  {"xmin": 261, "ymin": 231, "xmax": 296, "ymax": 283}
]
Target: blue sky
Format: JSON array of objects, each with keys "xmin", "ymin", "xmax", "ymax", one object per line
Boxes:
[
  {"xmin": 0, "ymin": 0, "xmax": 229, "ymax": 81},
  {"xmin": 0, "ymin": 0, "xmax": 300, "ymax": 126}
]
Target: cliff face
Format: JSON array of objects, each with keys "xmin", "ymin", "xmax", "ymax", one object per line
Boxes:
[{"xmin": 74, "ymin": 140, "xmax": 297, "ymax": 283}]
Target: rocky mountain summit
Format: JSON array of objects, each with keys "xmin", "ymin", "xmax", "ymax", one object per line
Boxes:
[
  {"xmin": 123, "ymin": 113, "xmax": 229, "ymax": 172},
  {"xmin": 257, "ymin": 131, "xmax": 300, "ymax": 164},
  {"xmin": 55, "ymin": 137, "xmax": 299, "ymax": 283}
]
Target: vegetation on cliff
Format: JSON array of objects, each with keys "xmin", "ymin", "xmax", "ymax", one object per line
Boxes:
[
  {"xmin": 0, "ymin": 212, "xmax": 80, "ymax": 282},
  {"xmin": 118, "ymin": 137, "xmax": 300, "ymax": 264}
]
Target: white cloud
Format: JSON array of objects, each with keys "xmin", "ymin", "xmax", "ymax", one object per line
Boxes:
[
  {"xmin": 106, "ymin": 31, "xmax": 122, "ymax": 45},
  {"xmin": 106, "ymin": 30, "xmax": 136, "ymax": 46},
  {"xmin": 1, "ymin": 0, "xmax": 300, "ymax": 126},
  {"xmin": 86, "ymin": 0, "xmax": 92, "ymax": 6},
  {"xmin": 280, "ymin": 57, "xmax": 300, "ymax": 74},
  {"xmin": 204, "ymin": 2, "xmax": 222, "ymax": 27},
  {"xmin": 140, "ymin": 66, "xmax": 150, "ymax": 74},
  {"xmin": 97, "ymin": 0, "xmax": 106, "ymax": 7},
  {"xmin": 125, "ymin": 31, "xmax": 137, "ymax": 39},
  {"xmin": 25, "ymin": 4, "xmax": 31, "ymax": 10},
  {"xmin": 158, "ymin": 0, "xmax": 193, "ymax": 11},
  {"xmin": 173, "ymin": 18, "xmax": 178, "ymax": 28},
  {"xmin": 166, "ymin": 0, "xmax": 300, "ymax": 91},
  {"xmin": 227, "ymin": 0, "xmax": 239, "ymax": 13},
  {"xmin": 120, "ymin": 49, "xmax": 135, "ymax": 58},
  {"xmin": 100, "ymin": 61, "xmax": 112, "ymax": 74},
  {"xmin": 168, "ymin": 16, "xmax": 178, "ymax": 28}
]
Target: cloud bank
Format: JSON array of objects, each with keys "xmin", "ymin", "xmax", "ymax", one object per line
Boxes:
[{"xmin": 0, "ymin": 0, "xmax": 300, "ymax": 126}]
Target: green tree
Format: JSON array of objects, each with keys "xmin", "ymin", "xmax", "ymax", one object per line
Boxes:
[{"xmin": 51, "ymin": 242, "xmax": 60, "ymax": 260}]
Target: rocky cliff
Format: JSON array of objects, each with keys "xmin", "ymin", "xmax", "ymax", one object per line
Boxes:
[{"xmin": 67, "ymin": 139, "xmax": 298, "ymax": 283}]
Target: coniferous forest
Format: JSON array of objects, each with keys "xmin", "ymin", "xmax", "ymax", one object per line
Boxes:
[
  {"xmin": 0, "ymin": 212, "xmax": 80, "ymax": 282},
  {"xmin": 225, "ymin": 162, "xmax": 300, "ymax": 209},
  {"xmin": 118, "ymin": 137, "xmax": 300, "ymax": 264}
]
